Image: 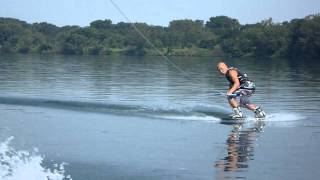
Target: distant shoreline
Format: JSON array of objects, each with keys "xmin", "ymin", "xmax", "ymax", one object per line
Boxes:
[
  {"xmin": 0, "ymin": 14, "xmax": 319, "ymax": 59},
  {"xmin": 0, "ymin": 50, "xmax": 226, "ymax": 58}
]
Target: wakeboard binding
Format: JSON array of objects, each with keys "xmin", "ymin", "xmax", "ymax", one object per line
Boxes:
[
  {"xmin": 230, "ymin": 107, "xmax": 244, "ymax": 119},
  {"xmin": 253, "ymin": 107, "xmax": 266, "ymax": 118}
]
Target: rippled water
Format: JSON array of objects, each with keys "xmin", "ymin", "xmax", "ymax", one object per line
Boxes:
[{"xmin": 0, "ymin": 54, "xmax": 319, "ymax": 180}]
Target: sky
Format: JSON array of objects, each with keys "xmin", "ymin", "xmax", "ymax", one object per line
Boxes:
[{"xmin": 0, "ymin": 0, "xmax": 320, "ymax": 27}]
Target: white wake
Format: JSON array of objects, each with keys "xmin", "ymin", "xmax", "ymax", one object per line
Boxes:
[{"xmin": 0, "ymin": 137, "xmax": 71, "ymax": 180}]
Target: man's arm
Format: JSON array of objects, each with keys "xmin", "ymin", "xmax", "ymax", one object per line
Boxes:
[{"xmin": 227, "ymin": 70, "xmax": 240, "ymax": 95}]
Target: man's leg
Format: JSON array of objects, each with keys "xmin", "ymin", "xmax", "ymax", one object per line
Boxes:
[
  {"xmin": 228, "ymin": 96, "xmax": 243, "ymax": 118},
  {"xmin": 240, "ymin": 92, "xmax": 265, "ymax": 118},
  {"xmin": 228, "ymin": 98, "xmax": 238, "ymax": 108},
  {"xmin": 246, "ymin": 103, "xmax": 257, "ymax": 111}
]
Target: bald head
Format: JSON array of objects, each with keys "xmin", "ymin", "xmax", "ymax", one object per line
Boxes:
[{"xmin": 217, "ymin": 62, "xmax": 229, "ymax": 75}]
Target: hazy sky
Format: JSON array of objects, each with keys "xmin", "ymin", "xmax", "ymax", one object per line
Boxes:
[{"xmin": 1, "ymin": 0, "xmax": 320, "ymax": 27}]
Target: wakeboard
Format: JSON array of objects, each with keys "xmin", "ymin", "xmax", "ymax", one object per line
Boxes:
[{"xmin": 220, "ymin": 115, "xmax": 266, "ymax": 125}]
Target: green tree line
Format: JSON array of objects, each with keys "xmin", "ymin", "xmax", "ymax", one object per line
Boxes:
[{"xmin": 0, "ymin": 14, "xmax": 319, "ymax": 58}]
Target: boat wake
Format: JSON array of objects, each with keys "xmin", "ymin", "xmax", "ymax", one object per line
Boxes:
[
  {"xmin": 0, "ymin": 96, "xmax": 229, "ymax": 121},
  {"xmin": 0, "ymin": 96, "xmax": 305, "ymax": 125}
]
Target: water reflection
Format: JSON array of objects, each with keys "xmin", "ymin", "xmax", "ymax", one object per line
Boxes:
[{"xmin": 215, "ymin": 121, "xmax": 265, "ymax": 179}]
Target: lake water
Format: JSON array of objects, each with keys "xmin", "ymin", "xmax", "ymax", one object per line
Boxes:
[{"xmin": 0, "ymin": 54, "xmax": 319, "ymax": 180}]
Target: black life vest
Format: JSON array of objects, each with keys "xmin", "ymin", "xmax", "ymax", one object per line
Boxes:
[{"xmin": 225, "ymin": 68, "xmax": 251, "ymax": 88}]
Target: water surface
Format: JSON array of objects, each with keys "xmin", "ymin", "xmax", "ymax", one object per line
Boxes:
[{"xmin": 0, "ymin": 54, "xmax": 319, "ymax": 180}]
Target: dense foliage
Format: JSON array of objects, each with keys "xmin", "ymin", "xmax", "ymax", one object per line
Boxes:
[{"xmin": 0, "ymin": 14, "xmax": 319, "ymax": 58}]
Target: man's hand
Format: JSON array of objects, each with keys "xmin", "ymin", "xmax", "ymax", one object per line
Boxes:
[{"xmin": 226, "ymin": 92, "xmax": 237, "ymax": 98}]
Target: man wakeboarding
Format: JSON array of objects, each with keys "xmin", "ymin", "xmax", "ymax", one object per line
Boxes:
[{"xmin": 217, "ymin": 62, "xmax": 266, "ymax": 119}]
